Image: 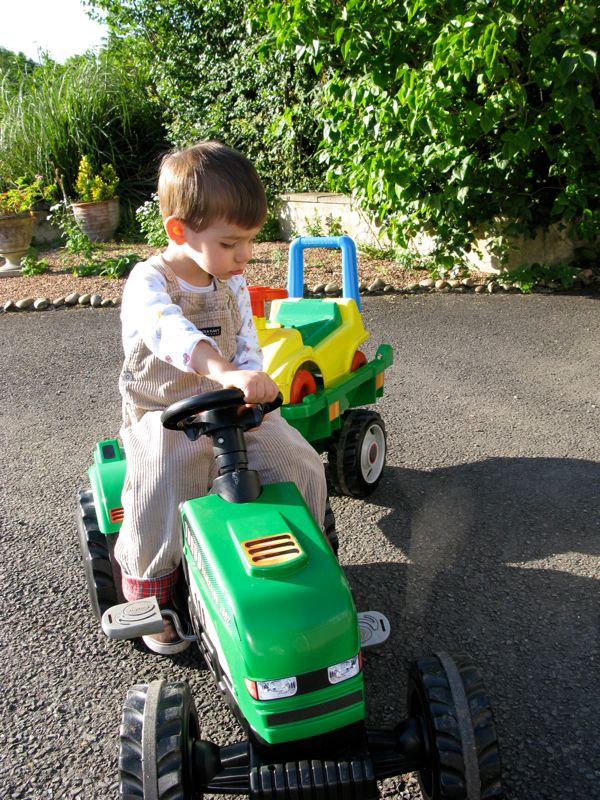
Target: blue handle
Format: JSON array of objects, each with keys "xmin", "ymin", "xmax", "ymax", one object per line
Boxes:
[{"xmin": 287, "ymin": 235, "xmax": 361, "ymax": 310}]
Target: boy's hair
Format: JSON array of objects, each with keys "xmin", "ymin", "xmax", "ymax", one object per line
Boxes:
[{"xmin": 157, "ymin": 141, "xmax": 267, "ymax": 232}]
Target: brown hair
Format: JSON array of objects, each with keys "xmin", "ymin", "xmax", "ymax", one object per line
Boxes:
[{"xmin": 157, "ymin": 141, "xmax": 267, "ymax": 232}]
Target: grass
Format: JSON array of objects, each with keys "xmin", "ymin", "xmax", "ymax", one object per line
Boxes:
[{"xmin": 0, "ymin": 51, "xmax": 168, "ymax": 202}]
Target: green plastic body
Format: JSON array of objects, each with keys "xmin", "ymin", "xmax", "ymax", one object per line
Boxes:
[
  {"xmin": 182, "ymin": 481, "xmax": 364, "ymax": 744},
  {"xmin": 281, "ymin": 343, "xmax": 393, "ymax": 451},
  {"xmin": 272, "ymin": 298, "xmax": 343, "ymax": 348},
  {"xmin": 87, "ymin": 439, "xmax": 126, "ymax": 534}
]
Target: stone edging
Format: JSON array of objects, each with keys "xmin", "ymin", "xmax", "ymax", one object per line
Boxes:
[
  {"xmin": 1, "ymin": 292, "xmax": 120, "ymax": 313},
  {"xmin": 310, "ymin": 268, "xmax": 598, "ymax": 297},
  {"xmin": 1, "ymin": 268, "xmax": 598, "ymax": 314}
]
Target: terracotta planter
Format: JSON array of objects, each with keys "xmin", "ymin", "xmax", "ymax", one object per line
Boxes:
[
  {"xmin": 0, "ymin": 212, "xmax": 34, "ymax": 275},
  {"xmin": 72, "ymin": 198, "xmax": 120, "ymax": 242}
]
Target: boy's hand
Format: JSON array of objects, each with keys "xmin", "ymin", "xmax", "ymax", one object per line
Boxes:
[
  {"xmin": 190, "ymin": 340, "xmax": 279, "ymax": 403},
  {"xmin": 220, "ymin": 369, "xmax": 279, "ymax": 404}
]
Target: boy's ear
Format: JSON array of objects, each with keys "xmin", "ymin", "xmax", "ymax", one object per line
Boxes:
[{"xmin": 165, "ymin": 216, "xmax": 186, "ymax": 244}]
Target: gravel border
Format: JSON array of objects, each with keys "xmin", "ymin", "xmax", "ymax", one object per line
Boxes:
[{"xmin": 1, "ymin": 267, "xmax": 599, "ymax": 313}]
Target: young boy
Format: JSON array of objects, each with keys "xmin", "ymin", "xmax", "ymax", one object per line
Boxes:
[{"xmin": 115, "ymin": 141, "xmax": 328, "ymax": 654}]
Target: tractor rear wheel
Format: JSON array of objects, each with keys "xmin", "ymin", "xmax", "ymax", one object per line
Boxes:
[
  {"xmin": 76, "ymin": 489, "xmax": 120, "ymax": 619},
  {"xmin": 407, "ymin": 652, "xmax": 503, "ymax": 800},
  {"xmin": 324, "ymin": 497, "xmax": 339, "ymax": 556}
]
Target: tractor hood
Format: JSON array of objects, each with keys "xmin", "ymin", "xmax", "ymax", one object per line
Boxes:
[{"xmin": 181, "ymin": 482, "xmax": 359, "ymax": 681}]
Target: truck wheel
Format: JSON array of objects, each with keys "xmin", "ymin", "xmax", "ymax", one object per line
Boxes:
[
  {"xmin": 76, "ymin": 489, "xmax": 119, "ymax": 619},
  {"xmin": 290, "ymin": 367, "xmax": 318, "ymax": 404},
  {"xmin": 407, "ymin": 652, "xmax": 503, "ymax": 800},
  {"xmin": 119, "ymin": 680, "xmax": 202, "ymax": 800},
  {"xmin": 327, "ymin": 410, "xmax": 386, "ymax": 498}
]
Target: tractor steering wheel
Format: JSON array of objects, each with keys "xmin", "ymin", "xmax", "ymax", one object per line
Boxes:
[{"xmin": 161, "ymin": 388, "xmax": 283, "ymax": 434}]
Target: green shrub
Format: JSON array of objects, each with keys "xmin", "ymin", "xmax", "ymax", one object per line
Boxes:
[
  {"xmin": 74, "ymin": 156, "xmax": 119, "ymax": 202},
  {"xmin": 88, "ymin": 0, "xmax": 324, "ymax": 195},
  {"xmin": 136, "ymin": 194, "xmax": 168, "ymax": 247},
  {"xmin": 252, "ymin": 0, "xmax": 600, "ymax": 263},
  {"xmin": 20, "ymin": 254, "xmax": 49, "ymax": 275},
  {"xmin": 48, "ymin": 200, "xmax": 94, "ymax": 258},
  {"xmin": 71, "ymin": 251, "xmax": 139, "ymax": 279},
  {"xmin": 497, "ymin": 261, "xmax": 579, "ymax": 292},
  {"xmin": 0, "ymin": 176, "xmax": 55, "ymax": 215}
]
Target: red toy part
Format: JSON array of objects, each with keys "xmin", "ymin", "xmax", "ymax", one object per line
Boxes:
[
  {"xmin": 248, "ymin": 285, "xmax": 288, "ymax": 318},
  {"xmin": 351, "ymin": 350, "xmax": 367, "ymax": 371},
  {"xmin": 289, "ymin": 368, "xmax": 318, "ymax": 404}
]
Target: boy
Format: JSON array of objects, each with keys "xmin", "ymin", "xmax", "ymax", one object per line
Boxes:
[{"xmin": 115, "ymin": 141, "xmax": 328, "ymax": 654}]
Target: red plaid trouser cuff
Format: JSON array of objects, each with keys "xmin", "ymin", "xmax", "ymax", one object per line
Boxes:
[{"xmin": 121, "ymin": 568, "xmax": 180, "ymax": 604}]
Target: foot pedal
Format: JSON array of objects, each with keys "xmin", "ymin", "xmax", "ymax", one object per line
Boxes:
[
  {"xmin": 101, "ymin": 597, "xmax": 164, "ymax": 639},
  {"xmin": 358, "ymin": 611, "xmax": 390, "ymax": 648}
]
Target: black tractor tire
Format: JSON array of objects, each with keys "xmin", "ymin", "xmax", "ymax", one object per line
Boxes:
[
  {"xmin": 327, "ymin": 410, "xmax": 386, "ymax": 498},
  {"xmin": 119, "ymin": 680, "xmax": 202, "ymax": 800},
  {"xmin": 407, "ymin": 652, "xmax": 503, "ymax": 800},
  {"xmin": 324, "ymin": 497, "xmax": 339, "ymax": 556},
  {"xmin": 76, "ymin": 488, "xmax": 119, "ymax": 619}
]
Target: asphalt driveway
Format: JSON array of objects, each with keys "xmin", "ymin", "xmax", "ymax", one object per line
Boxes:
[{"xmin": 1, "ymin": 290, "xmax": 599, "ymax": 799}]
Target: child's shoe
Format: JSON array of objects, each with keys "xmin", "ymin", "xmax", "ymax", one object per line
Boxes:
[{"xmin": 142, "ymin": 606, "xmax": 191, "ymax": 655}]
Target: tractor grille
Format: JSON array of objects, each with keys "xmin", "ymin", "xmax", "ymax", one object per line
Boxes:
[
  {"xmin": 109, "ymin": 507, "xmax": 124, "ymax": 523},
  {"xmin": 241, "ymin": 533, "xmax": 303, "ymax": 566}
]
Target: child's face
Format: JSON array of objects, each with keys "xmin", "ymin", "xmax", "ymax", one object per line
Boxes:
[{"xmin": 182, "ymin": 219, "xmax": 262, "ymax": 281}]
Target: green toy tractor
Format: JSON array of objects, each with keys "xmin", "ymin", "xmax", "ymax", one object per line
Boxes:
[
  {"xmin": 77, "ymin": 388, "xmax": 502, "ymax": 800},
  {"xmin": 76, "ymin": 237, "xmax": 502, "ymax": 798}
]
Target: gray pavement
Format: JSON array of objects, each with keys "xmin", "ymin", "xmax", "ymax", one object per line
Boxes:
[{"xmin": 1, "ymin": 291, "xmax": 599, "ymax": 799}]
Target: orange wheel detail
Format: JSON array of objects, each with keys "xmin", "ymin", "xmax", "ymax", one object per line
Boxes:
[
  {"xmin": 351, "ymin": 350, "xmax": 367, "ymax": 371},
  {"xmin": 290, "ymin": 369, "xmax": 317, "ymax": 404}
]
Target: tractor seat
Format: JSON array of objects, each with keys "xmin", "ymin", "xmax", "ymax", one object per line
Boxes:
[{"xmin": 271, "ymin": 299, "xmax": 342, "ymax": 348}]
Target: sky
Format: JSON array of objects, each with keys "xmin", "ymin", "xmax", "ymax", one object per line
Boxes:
[{"xmin": 0, "ymin": 0, "xmax": 109, "ymax": 64}]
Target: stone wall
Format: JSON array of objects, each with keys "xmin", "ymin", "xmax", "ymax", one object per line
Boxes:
[
  {"xmin": 277, "ymin": 193, "xmax": 389, "ymax": 249},
  {"xmin": 277, "ymin": 192, "xmax": 580, "ymax": 273}
]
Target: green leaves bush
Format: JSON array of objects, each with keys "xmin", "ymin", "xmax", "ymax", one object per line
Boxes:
[
  {"xmin": 88, "ymin": 0, "xmax": 324, "ymax": 196},
  {"xmin": 74, "ymin": 156, "xmax": 119, "ymax": 202},
  {"xmin": 252, "ymin": 0, "xmax": 600, "ymax": 261}
]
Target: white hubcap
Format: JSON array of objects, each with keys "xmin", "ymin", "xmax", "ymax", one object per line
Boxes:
[{"xmin": 360, "ymin": 424, "xmax": 386, "ymax": 483}]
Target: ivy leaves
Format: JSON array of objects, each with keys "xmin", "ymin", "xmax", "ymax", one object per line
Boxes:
[{"xmin": 253, "ymin": 0, "xmax": 600, "ymax": 261}]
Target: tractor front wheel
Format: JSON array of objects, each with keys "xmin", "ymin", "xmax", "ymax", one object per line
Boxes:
[
  {"xmin": 407, "ymin": 652, "xmax": 503, "ymax": 800},
  {"xmin": 119, "ymin": 680, "xmax": 202, "ymax": 800},
  {"xmin": 327, "ymin": 410, "xmax": 386, "ymax": 498}
]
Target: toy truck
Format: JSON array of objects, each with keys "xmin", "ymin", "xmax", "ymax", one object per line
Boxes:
[{"xmin": 249, "ymin": 235, "xmax": 393, "ymax": 497}]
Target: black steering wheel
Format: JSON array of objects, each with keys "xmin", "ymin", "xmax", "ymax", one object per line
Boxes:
[{"xmin": 161, "ymin": 387, "xmax": 283, "ymax": 434}]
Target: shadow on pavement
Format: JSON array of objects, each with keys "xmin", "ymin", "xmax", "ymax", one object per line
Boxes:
[{"xmin": 341, "ymin": 456, "xmax": 600, "ymax": 800}]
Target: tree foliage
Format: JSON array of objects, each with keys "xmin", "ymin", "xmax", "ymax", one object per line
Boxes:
[
  {"xmin": 251, "ymin": 0, "xmax": 600, "ymax": 257},
  {"xmin": 86, "ymin": 0, "xmax": 323, "ymax": 195}
]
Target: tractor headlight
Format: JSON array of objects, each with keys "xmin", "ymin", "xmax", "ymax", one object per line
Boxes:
[
  {"xmin": 245, "ymin": 676, "xmax": 298, "ymax": 701},
  {"xmin": 328, "ymin": 655, "xmax": 361, "ymax": 685}
]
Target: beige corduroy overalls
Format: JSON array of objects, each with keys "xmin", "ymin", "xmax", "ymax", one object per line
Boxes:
[{"xmin": 115, "ymin": 259, "xmax": 327, "ymax": 593}]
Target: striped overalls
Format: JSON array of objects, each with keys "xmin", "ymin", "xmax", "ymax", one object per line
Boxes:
[{"xmin": 115, "ymin": 260, "xmax": 327, "ymax": 602}]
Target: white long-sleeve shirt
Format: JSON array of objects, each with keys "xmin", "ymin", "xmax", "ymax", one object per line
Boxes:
[{"xmin": 120, "ymin": 257, "xmax": 263, "ymax": 373}]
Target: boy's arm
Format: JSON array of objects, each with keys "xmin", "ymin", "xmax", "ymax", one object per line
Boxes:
[
  {"xmin": 229, "ymin": 276, "xmax": 263, "ymax": 371},
  {"xmin": 190, "ymin": 340, "xmax": 279, "ymax": 404},
  {"xmin": 124, "ymin": 262, "xmax": 222, "ymax": 372}
]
